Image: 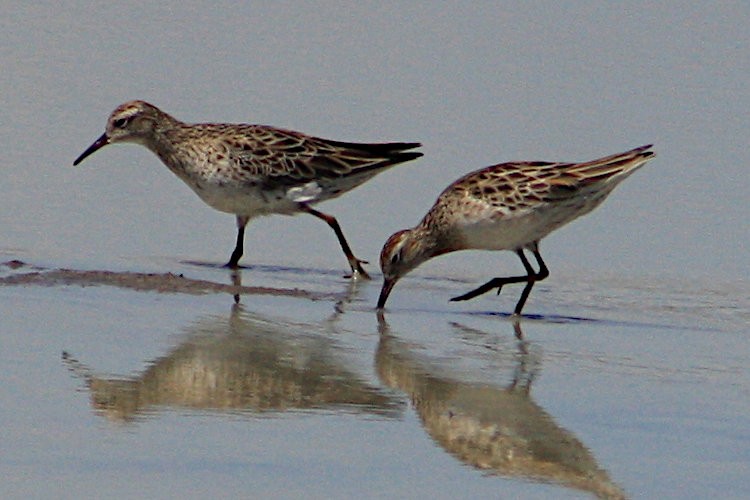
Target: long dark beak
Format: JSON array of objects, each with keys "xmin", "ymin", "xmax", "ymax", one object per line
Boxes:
[
  {"xmin": 73, "ymin": 133, "xmax": 109, "ymax": 166},
  {"xmin": 376, "ymin": 277, "xmax": 398, "ymax": 310}
]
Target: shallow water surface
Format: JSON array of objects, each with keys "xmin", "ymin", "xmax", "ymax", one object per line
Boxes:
[
  {"xmin": 1, "ymin": 260, "xmax": 747, "ymax": 499},
  {"xmin": 2, "ymin": 3, "xmax": 750, "ymax": 497}
]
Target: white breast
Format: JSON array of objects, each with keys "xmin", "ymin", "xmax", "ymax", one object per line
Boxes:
[
  {"xmin": 185, "ymin": 180, "xmax": 300, "ymax": 217},
  {"xmin": 457, "ymin": 199, "xmax": 598, "ymax": 251}
]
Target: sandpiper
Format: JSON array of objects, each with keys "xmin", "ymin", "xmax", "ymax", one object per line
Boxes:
[
  {"xmin": 73, "ymin": 100, "xmax": 422, "ymax": 277},
  {"xmin": 377, "ymin": 145, "xmax": 655, "ymax": 314}
]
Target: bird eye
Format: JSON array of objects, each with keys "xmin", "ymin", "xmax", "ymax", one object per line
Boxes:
[
  {"xmin": 113, "ymin": 117, "xmax": 129, "ymax": 128},
  {"xmin": 390, "ymin": 252, "xmax": 401, "ymax": 265}
]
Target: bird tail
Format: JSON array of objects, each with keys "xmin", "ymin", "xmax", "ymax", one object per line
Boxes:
[{"xmin": 568, "ymin": 144, "xmax": 655, "ymax": 184}]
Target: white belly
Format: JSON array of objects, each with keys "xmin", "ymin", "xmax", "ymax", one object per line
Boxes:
[
  {"xmin": 457, "ymin": 200, "xmax": 596, "ymax": 251},
  {"xmin": 459, "ymin": 216, "xmax": 547, "ymax": 250},
  {"xmin": 186, "ymin": 180, "xmax": 300, "ymax": 217}
]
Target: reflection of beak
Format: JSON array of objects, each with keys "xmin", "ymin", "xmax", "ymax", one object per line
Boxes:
[
  {"xmin": 73, "ymin": 133, "xmax": 109, "ymax": 166},
  {"xmin": 377, "ymin": 277, "xmax": 398, "ymax": 309}
]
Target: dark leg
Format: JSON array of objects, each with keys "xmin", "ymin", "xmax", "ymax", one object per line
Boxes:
[
  {"xmin": 449, "ymin": 249, "xmax": 540, "ymax": 301},
  {"xmin": 450, "ymin": 243, "xmax": 549, "ymax": 315},
  {"xmin": 512, "ymin": 247, "xmax": 549, "ymax": 315},
  {"xmin": 225, "ymin": 215, "xmax": 249, "ymax": 268},
  {"xmin": 299, "ymin": 204, "xmax": 371, "ymax": 279}
]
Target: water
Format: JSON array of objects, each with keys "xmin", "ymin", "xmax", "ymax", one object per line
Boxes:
[
  {"xmin": 2, "ymin": 2, "xmax": 750, "ymax": 498},
  {"xmin": 1, "ymin": 262, "xmax": 748, "ymax": 499}
]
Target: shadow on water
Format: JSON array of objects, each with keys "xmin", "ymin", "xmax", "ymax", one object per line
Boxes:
[
  {"xmin": 451, "ymin": 309, "xmax": 702, "ymax": 333},
  {"xmin": 374, "ymin": 314, "xmax": 627, "ymax": 500},
  {"xmin": 62, "ymin": 304, "xmax": 403, "ymax": 423},
  {"xmin": 377, "ymin": 305, "xmax": 684, "ymax": 337}
]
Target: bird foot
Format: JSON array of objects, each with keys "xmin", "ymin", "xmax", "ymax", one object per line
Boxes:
[
  {"xmin": 451, "ymin": 282, "xmax": 503, "ymax": 302},
  {"xmin": 345, "ymin": 258, "xmax": 371, "ymax": 280}
]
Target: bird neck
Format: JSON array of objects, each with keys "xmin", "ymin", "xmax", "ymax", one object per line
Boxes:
[
  {"xmin": 411, "ymin": 223, "xmax": 455, "ymax": 261},
  {"xmin": 415, "ymin": 201, "xmax": 467, "ymax": 255},
  {"xmin": 143, "ymin": 118, "xmax": 197, "ymax": 177}
]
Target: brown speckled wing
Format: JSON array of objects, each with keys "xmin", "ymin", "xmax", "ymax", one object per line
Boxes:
[
  {"xmin": 436, "ymin": 145, "xmax": 653, "ymax": 211},
  {"xmin": 225, "ymin": 125, "xmax": 421, "ymax": 183}
]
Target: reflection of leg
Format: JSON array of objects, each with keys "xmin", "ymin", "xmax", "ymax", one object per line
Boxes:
[
  {"xmin": 512, "ymin": 319, "xmax": 524, "ymax": 340},
  {"xmin": 226, "ymin": 215, "xmax": 249, "ymax": 268},
  {"xmin": 299, "ymin": 204, "xmax": 371, "ymax": 279},
  {"xmin": 509, "ymin": 321, "xmax": 538, "ymax": 395},
  {"xmin": 331, "ymin": 278, "xmax": 363, "ymax": 318},
  {"xmin": 451, "ymin": 242, "xmax": 549, "ymax": 316},
  {"xmin": 230, "ymin": 268, "xmax": 242, "ymax": 304}
]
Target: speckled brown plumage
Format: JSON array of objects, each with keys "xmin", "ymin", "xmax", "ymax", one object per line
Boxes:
[
  {"xmin": 377, "ymin": 145, "xmax": 655, "ymax": 315},
  {"xmin": 74, "ymin": 100, "xmax": 422, "ymax": 276}
]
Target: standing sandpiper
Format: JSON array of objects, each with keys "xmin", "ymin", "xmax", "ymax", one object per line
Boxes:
[
  {"xmin": 377, "ymin": 145, "xmax": 655, "ymax": 314},
  {"xmin": 74, "ymin": 100, "xmax": 422, "ymax": 278}
]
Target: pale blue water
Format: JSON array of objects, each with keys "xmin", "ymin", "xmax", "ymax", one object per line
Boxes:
[
  {"xmin": 1, "ymin": 262, "xmax": 748, "ymax": 499},
  {"xmin": 2, "ymin": 2, "xmax": 750, "ymax": 498}
]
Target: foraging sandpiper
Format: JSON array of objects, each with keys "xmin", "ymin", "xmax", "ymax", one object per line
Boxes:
[
  {"xmin": 74, "ymin": 100, "xmax": 422, "ymax": 278},
  {"xmin": 377, "ymin": 145, "xmax": 655, "ymax": 314}
]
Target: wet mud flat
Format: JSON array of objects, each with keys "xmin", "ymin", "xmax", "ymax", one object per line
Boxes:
[{"xmin": 0, "ymin": 260, "xmax": 333, "ymax": 300}]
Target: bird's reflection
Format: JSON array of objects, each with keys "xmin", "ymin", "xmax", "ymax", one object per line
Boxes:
[
  {"xmin": 228, "ymin": 265, "xmax": 366, "ymax": 314},
  {"xmin": 230, "ymin": 267, "xmax": 242, "ymax": 303},
  {"xmin": 375, "ymin": 315, "xmax": 626, "ymax": 500},
  {"xmin": 63, "ymin": 304, "xmax": 402, "ymax": 422}
]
